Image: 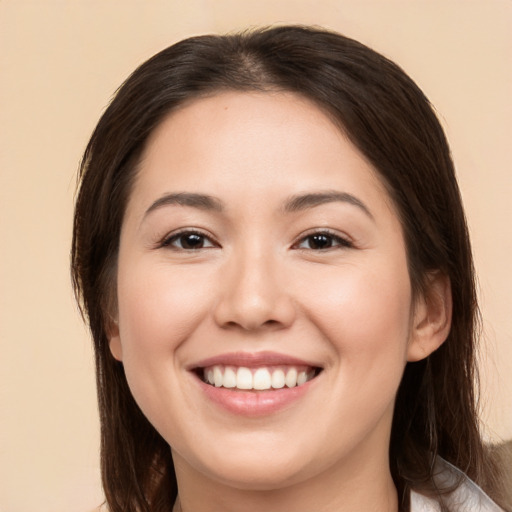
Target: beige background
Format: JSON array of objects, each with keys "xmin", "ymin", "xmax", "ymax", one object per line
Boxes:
[{"xmin": 0, "ymin": 1, "xmax": 510, "ymax": 511}]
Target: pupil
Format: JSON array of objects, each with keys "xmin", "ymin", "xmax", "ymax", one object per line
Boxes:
[
  {"xmin": 311, "ymin": 234, "xmax": 331, "ymax": 249},
  {"xmin": 182, "ymin": 234, "xmax": 203, "ymax": 249}
]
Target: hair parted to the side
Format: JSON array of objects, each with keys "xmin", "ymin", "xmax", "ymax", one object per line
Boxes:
[{"xmin": 71, "ymin": 25, "xmax": 506, "ymax": 512}]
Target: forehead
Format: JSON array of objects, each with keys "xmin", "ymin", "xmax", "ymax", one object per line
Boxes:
[
  {"xmin": 143, "ymin": 90, "xmax": 345, "ymax": 165},
  {"xmin": 128, "ymin": 91, "xmax": 394, "ymax": 219}
]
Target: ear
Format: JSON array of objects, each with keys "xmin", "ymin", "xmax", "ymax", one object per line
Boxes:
[
  {"xmin": 407, "ymin": 272, "xmax": 452, "ymax": 362},
  {"xmin": 106, "ymin": 316, "xmax": 123, "ymax": 362}
]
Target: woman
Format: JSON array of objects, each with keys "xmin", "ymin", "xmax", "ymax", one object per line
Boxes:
[{"xmin": 72, "ymin": 26, "xmax": 508, "ymax": 511}]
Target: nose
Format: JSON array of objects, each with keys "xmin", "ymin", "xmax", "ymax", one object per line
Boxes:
[{"xmin": 213, "ymin": 248, "xmax": 296, "ymax": 332}]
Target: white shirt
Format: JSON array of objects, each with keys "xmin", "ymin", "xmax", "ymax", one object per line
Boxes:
[{"xmin": 410, "ymin": 458, "xmax": 504, "ymax": 511}]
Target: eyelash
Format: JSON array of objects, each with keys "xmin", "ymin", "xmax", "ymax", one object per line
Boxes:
[
  {"xmin": 160, "ymin": 229, "xmax": 218, "ymax": 250},
  {"xmin": 292, "ymin": 229, "xmax": 353, "ymax": 251},
  {"xmin": 159, "ymin": 228, "xmax": 353, "ymax": 252}
]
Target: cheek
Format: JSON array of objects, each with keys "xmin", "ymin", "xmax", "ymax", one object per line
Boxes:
[
  {"xmin": 300, "ymin": 260, "xmax": 413, "ymax": 365},
  {"xmin": 114, "ymin": 260, "xmax": 217, "ymax": 431},
  {"xmin": 299, "ymin": 262, "xmax": 413, "ymax": 438},
  {"xmin": 117, "ymin": 262, "xmax": 211, "ymax": 354},
  {"xmin": 115, "ymin": 258, "xmax": 217, "ymax": 415}
]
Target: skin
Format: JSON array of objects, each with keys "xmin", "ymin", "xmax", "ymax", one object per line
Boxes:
[{"xmin": 109, "ymin": 91, "xmax": 451, "ymax": 512}]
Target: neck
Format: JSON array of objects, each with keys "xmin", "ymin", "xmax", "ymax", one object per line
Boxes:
[{"xmin": 172, "ymin": 449, "xmax": 398, "ymax": 512}]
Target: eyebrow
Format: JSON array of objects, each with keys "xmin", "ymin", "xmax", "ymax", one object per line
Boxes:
[
  {"xmin": 143, "ymin": 190, "xmax": 373, "ymax": 221},
  {"xmin": 283, "ymin": 190, "xmax": 374, "ymax": 219},
  {"xmin": 144, "ymin": 192, "xmax": 224, "ymax": 218}
]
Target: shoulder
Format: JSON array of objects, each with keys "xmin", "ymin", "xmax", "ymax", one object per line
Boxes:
[{"xmin": 410, "ymin": 458, "xmax": 504, "ymax": 512}]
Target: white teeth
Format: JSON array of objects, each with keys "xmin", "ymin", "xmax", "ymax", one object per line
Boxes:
[
  {"xmin": 223, "ymin": 367, "xmax": 237, "ymax": 388},
  {"xmin": 297, "ymin": 371, "xmax": 308, "ymax": 386},
  {"xmin": 253, "ymin": 368, "xmax": 272, "ymax": 390},
  {"xmin": 213, "ymin": 366, "xmax": 223, "ymax": 387},
  {"xmin": 285, "ymin": 368, "xmax": 298, "ymax": 388},
  {"xmin": 236, "ymin": 367, "xmax": 253, "ymax": 390},
  {"xmin": 202, "ymin": 365, "xmax": 317, "ymax": 390},
  {"xmin": 271, "ymin": 369, "xmax": 285, "ymax": 389}
]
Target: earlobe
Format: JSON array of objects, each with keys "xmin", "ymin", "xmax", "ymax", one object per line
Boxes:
[
  {"xmin": 106, "ymin": 318, "xmax": 123, "ymax": 362},
  {"xmin": 407, "ymin": 272, "xmax": 452, "ymax": 362}
]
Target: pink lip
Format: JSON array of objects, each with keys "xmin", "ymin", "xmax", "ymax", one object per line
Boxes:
[
  {"xmin": 195, "ymin": 376, "xmax": 318, "ymax": 417},
  {"xmin": 189, "ymin": 351, "xmax": 321, "ymax": 369},
  {"xmin": 188, "ymin": 351, "xmax": 322, "ymax": 417}
]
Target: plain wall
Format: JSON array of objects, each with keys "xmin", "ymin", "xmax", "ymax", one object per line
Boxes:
[{"xmin": 1, "ymin": 1, "xmax": 510, "ymax": 510}]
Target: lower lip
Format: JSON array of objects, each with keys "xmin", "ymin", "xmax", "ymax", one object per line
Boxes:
[{"xmin": 194, "ymin": 375, "xmax": 318, "ymax": 417}]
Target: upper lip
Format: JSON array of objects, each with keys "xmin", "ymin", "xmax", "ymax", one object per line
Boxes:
[{"xmin": 188, "ymin": 351, "xmax": 322, "ymax": 370}]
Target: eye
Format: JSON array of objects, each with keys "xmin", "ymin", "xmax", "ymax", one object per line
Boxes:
[
  {"xmin": 161, "ymin": 230, "xmax": 217, "ymax": 250},
  {"xmin": 294, "ymin": 231, "xmax": 353, "ymax": 250}
]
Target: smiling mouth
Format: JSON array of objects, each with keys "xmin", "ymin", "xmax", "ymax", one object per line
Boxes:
[{"xmin": 195, "ymin": 365, "xmax": 322, "ymax": 391}]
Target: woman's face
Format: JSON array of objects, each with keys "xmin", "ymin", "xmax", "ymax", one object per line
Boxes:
[{"xmin": 110, "ymin": 91, "xmax": 436, "ymax": 491}]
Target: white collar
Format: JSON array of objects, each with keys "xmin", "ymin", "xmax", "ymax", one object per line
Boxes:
[{"xmin": 410, "ymin": 458, "xmax": 504, "ymax": 511}]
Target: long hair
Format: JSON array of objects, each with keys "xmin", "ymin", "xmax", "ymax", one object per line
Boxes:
[{"xmin": 71, "ymin": 25, "xmax": 505, "ymax": 511}]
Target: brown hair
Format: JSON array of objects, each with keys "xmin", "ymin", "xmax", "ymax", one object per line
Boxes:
[{"xmin": 71, "ymin": 25, "xmax": 505, "ymax": 511}]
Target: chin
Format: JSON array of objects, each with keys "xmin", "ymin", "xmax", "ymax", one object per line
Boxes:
[
  {"xmin": 206, "ymin": 460, "xmax": 307, "ymax": 491},
  {"xmin": 181, "ymin": 439, "xmax": 314, "ymax": 491}
]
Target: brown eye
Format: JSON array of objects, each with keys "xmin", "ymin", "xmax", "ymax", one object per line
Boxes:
[
  {"xmin": 306, "ymin": 234, "xmax": 333, "ymax": 249},
  {"xmin": 163, "ymin": 231, "xmax": 216, "ymax": 250},
  {"xmin": 296, "ymin": 232, "xmax": 352, "ymax": 250}
]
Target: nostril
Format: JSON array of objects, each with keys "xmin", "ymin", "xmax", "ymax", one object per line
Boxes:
[{"xmin": 221, "ymin": 318, "xmax": 283, "ymax": 331}]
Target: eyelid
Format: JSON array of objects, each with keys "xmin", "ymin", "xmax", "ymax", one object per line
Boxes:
[
  {"xmin": 291, "ymin": 228, "xmax": 354, "ymax": 250},
  {"xmin": 159, "ymin": 228, "xmax": 220, "ymax": 250},
  {"xmin": 156, "ymin": 227, "xmax": 352, "ymax": 251}
]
